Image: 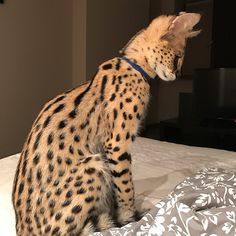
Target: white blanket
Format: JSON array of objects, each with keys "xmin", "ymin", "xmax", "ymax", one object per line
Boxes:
[{"xmin": 1, "ymin": 137, "xmax": 236, "ymax": 235}]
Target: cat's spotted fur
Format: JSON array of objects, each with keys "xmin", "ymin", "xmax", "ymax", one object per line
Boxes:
[{"xmin": 12, "ymin": 13, "xmax": 200, "ymax": 235}]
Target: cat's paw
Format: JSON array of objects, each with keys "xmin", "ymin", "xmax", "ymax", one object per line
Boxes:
[{"xmin": 117, "ymin": 208, "xmax": 135, "ymax": 225}]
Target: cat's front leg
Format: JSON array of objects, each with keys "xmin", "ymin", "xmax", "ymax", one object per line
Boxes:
[{"xmin": 105, "ymin": 147, "xmax": 136, "ymax": 225}]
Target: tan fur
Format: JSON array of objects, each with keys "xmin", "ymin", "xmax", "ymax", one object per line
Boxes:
[{"xmin": 12, "ymin": 12, "xmax": 200, "ymax": 235}]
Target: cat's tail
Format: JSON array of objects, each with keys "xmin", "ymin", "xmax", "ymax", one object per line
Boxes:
[{"xmin": 80, "ymin": 212, "xmax": 115, "ymax": 235}]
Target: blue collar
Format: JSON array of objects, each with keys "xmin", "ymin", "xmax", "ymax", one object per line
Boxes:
[{"xmin": 121, "ymin": 57, "xmax": 154, "ymax": 81}]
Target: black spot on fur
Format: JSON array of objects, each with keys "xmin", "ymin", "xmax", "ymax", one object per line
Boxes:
[
  {"xmin": 44, "ymin": 225, "xmax": 52, "ymax": 233},
  {"xmin": 125, "ymin": 97, "xmax": 132, "ymax": 103},
  {"xmin": 53, "ymin": 180, "xmax": 60, "ymax": 187},
  {"xmin": 59, "ymin": 133, "xmax": 65, "ymax": 140},
  {"xmin": 53, "ymin": 104, "xmax": 65, "ymax": 114},
  {"xmin": 46, "ymin": 191, "xmax": 52, "ymax": 199},
  {"xmin": 74, "ymin": 135, "xmax": 80, "ymax": 142},
  {"xmin": 16, "ymin": 199, "xmax": 21, "ymax": 207},
  {"xmin": 85, "ymin": 196, "xmax": 94, "ymax": 203},
  {"xmin": 22, "ymin": 159, "xmax": 28, "ymax": 177},
  {"xmin": 85, "ymin": 168, "xmax": 96, "ymax": 175},
  {"xmin": 58, "ymin": 170, "xmax": 65, "ymax": 177},
  {"xmin": 118, "ymin": 152, "xmax": 131, "ymax": 162},
  {"xmin": 65, "ymin": 216, "xmax": 75, "ymax": 224},
  {"xmin": 43, "ymin": 95, "xmax": 65, "ymax": 113},
  {"xmin": 113, "ymin": 108, "xmax": 118, "ymax": 120},
  {"xmin": 100, "ymin": 75, "xmax": 108, "ymax": 101},
  {"xmin": 116, "ymin": 134, "xmax": 121, "ymax": 142},
  {"xmin": 115, "ymin": 58, "xmax": 121, "ymax": 70},
  {"xmin": 108, "ymin": 158, "xmax": 118, "ymax": 165},
  {"xmin": 43, "ymin": 116, "xmax": 51, "ymax": 128},
  {"xmin": 78, "ymin": 149, "xmax": 84, "ymax": 156},
  {"xmin": 58, "ymin": 120, "xmax": 67, "ymax": 129},
  {"xmin": 55, "ymin": 212, "xmax": 62, "ymax": 221},
  {"xmin": 47, "ymin": 150, "xmax": 54, "ymax": 160},
  {"xmin": 65, "ymin": 158, "xmax": 72, "ymax": 165},
  {"xmin": 114, "ymin": 183, "xmax": 122, "ymax": 193},
  {"xmin": 113, "ymin": 146, "xmax": 120, "ymax": 152},
  {"xmin": 69, "ymin": 145, "xmax": 74, "ymax": 154},
  {"xmin": 66, "ymin": 177, "xmax": 73, "ymax": 183},
  {"xmin": 47, "ymin": 133, "xmax": 54, "ymax": 145},
  {"xmin": 74, "ymin": 181, "xmax": 83, "ymax": 187},
  {"xmin": 18, "ymin": 181, "xmax": 24, "ymax": 195},
  {"xmin": 80, "ymin": 120, "xmax": 89, "ymax": 129},
  {"xmin": 47, "ymin": 176, "xmax": 52, "ymax": 184},
  {"xmin": 67, "ymin": 224, "xmax": 77, "ymax": 233},
  {"xmin": 49, "ymin": 199, "xmax": 55, "ymax": 208},
  {"xmin": 48, "ymin": 164, "xmax": 54, "ymax": 173},
  {"xmin": 70, "ymin": 126, "xmax": 76, "ymax": 133},
  {"xmin": 33, "ymin": 153, "xmax": 40, "ymax": 165},
  {"xmin": 112, "ymin": 168, "xmax": 129, "ymax": 177},
  {"xmin": 77, "ymin": 188, "xmax": 86, "ymax": 194},
  {"xmin": 59, "ymin": 142, "xmax": 65, "ymax": 150},
  {"xmin": 57, "ymin": 156, "xmax": 62, "ymax": 164},
  {"xmin": 83, "ymin": 156, "xmax": 92, "ymax": 163},
  {"xmin": 66, "ymin": 190, "xmax": 73, "ymax": 198},
  {"xmin": 115, "ymin": 84, "xmax": 120, "ymax": 92},
  {"xmin": 33, "ymin": 131, "xmax": 42, "ymax": 151},
  {"xmin": 87, "ymin": 178, "xmax": 95, "ymax": 184},
  {"xmin": 137, "ymin": 113, "xmax": 141, "ymax": 120},
  {"xmin": 102, "ymin": 63, "xmax": 112, "ymax": 70},
  {"xmin": 110, "ymin": 93, "xmax": 116, "ymax": 101},
  {"xmin": 62, "ymin": 199, "xmax": 72, "ymax": 207},
  {"xmin": 123, "ymin": 112, "xmax": 127, "ymax": 120},
  {"xmin": 69, "ymin": 109, "xmax": 77, "ymax": 119},
  {"xmin": 36, "ymin": 168, "xmax": 42, "ymax": 182},
  {"xmin": 54, "ymin": 95, "xmax": 66, "ymax": 104},
  {"xmin": 71, "ymin": 205, "xmax": 82, "ymax": 214},
  {"xmin": 37, "ymin": 197, "xmax": 42, "ymax": 206},
  {"xmin": 89, "ymin": 185, "xmax": 94, "ymax": 191},
  {"xmin": 25, "ymin": 217, "xmax": 32, "ymax": 224},
  {"xmin": 51, "ymin": 226, "xmax": 60, "ymax": 235},
  {"xmin": 74, "ymin": 79, "xmax": 95, "ymax": 107},
  {"xmin": 55, "ymin": 188, "xmax": 62, "ymax": 196},
  {"xmin": 121, "ymin": 122, "xmax": 126, "ymax": 129},
  {"xmin": 133, "ymin": 105, "xmax": 138, "ymax": 113}
]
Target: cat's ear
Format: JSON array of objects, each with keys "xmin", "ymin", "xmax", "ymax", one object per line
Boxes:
[{"xmin": 161, "ymin": 12, "xmax": 201, "ymax": 42}]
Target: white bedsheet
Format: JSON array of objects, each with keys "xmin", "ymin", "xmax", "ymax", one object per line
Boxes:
[{"xmin": 1, "ymin": 137, "xmax": 236, "ymax": 236}]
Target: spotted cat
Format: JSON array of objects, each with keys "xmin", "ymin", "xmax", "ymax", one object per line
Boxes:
[{"xmin": 12, "ymin": 12, "xmax": 201, "ymax": 235}]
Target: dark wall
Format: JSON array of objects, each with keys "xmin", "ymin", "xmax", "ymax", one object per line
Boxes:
[
  {"xmin": 211, "ymin": 1, "xmax": 236, "ymax": 68},
  {"xmin": 86, "ymin": 0, "xmax": 150, "ymax": 80}
]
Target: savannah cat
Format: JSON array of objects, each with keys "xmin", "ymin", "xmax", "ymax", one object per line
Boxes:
[{"xmin": 12, "ymin": 12, "xmax": 201, "ymax": 235}]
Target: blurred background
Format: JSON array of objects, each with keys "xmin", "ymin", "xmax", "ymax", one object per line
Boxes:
[{"xmin": 1, "ymin": 0, "xmax": 235, "ymax": 157}]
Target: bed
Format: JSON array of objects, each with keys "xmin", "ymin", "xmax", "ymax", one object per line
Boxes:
[{"xmin": 1, "ymin": 137, "xmax": 236, "ymax": 235}]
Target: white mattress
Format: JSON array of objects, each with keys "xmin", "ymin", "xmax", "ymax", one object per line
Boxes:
[{"xmin": 1, "ymin": 137, "xmax": 236, "ymax": 236}]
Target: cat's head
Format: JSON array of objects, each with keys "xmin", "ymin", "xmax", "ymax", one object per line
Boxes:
[{"xmin": 121, "ymin": 12, "xmax": 201, "ymax": 81}]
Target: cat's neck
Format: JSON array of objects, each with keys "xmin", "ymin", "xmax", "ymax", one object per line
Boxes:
[{"xmin": 123, "ymin": 51, "xmax": 156, "ymax": 79}]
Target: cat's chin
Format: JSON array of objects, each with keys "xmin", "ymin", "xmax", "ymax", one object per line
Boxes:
[
  {"xmin": 156, "ymin": 68, "xmax": 176, "ymax": 81},
  {"xmin": 154, "ymin": 64, "xmax": 176, "ymax": 81}
]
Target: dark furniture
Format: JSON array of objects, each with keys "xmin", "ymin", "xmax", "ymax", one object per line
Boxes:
[
  {"xmin": 160, "ymin": 118, "xmax": 236, "ymax": 151},
  {"xmin": 159, "ymin": 67, "xmax": 236, "ymax": 151}
]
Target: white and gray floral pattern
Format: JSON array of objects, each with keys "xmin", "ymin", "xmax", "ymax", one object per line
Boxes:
[{"xmin": 92, "ymin": 168, "xmax": 236, "ymax": 236}]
